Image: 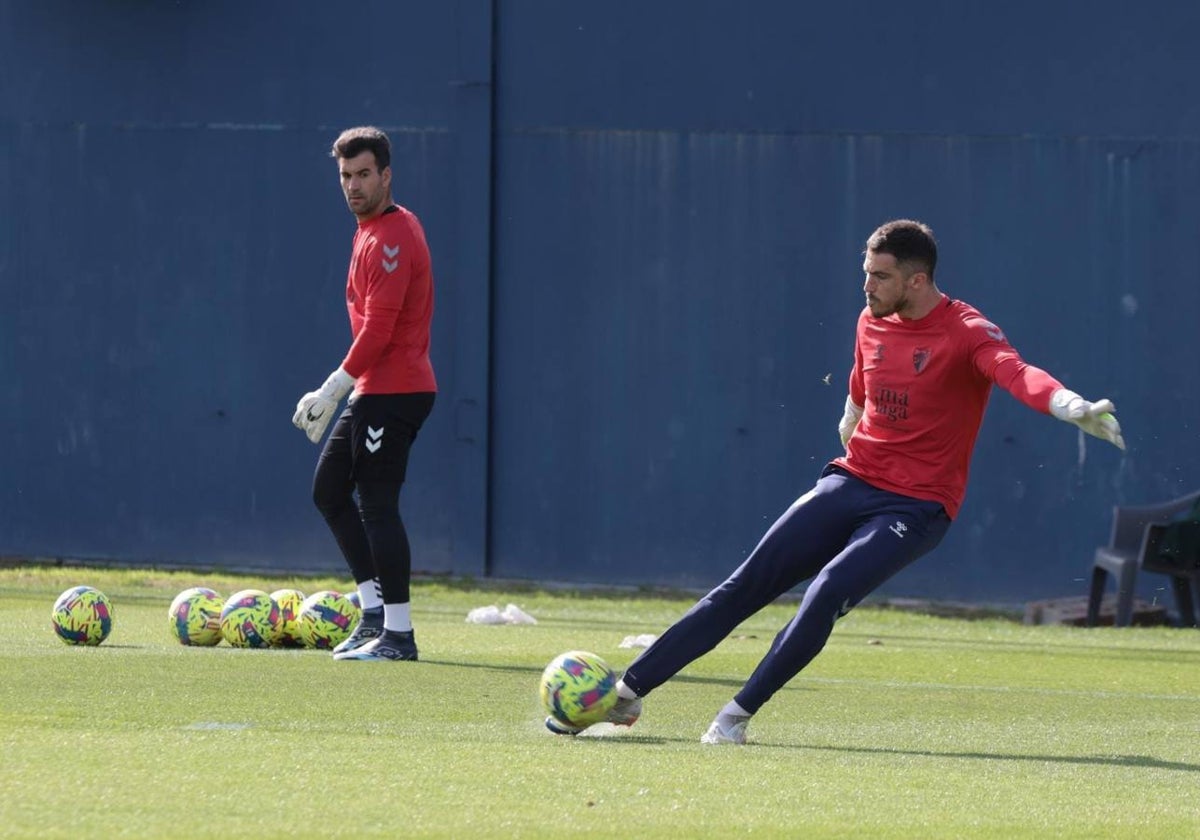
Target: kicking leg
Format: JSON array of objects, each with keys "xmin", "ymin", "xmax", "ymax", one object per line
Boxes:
[
  {"xmin": 620, "ymin": 468, "xmax": 866, "ymax": 699},
  {"xmin": 731, "ymin": 495, "xmax": 951, "ymax": 718}
]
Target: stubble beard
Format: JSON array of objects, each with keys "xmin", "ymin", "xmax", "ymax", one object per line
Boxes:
[{"xmin": 346, "ymin": 188, "xmax": 385, "ymax": 220}]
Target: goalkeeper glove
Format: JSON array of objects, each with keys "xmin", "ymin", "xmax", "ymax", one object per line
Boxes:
[
  {"xmin": 292, "ymin": 367, "xmax": 356, "ymax": 444},
  {"xmin": 838, "ymin": 396, "xmax": 864, "ymax": 448},
  {"xmin": 1049, "ymin": 388, "xmax": 1125, "ymax": 450}
]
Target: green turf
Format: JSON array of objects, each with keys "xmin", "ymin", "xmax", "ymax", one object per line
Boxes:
[{"xmin": 1, "ymin": 566, "xmax": 1198, "ymax": 838}]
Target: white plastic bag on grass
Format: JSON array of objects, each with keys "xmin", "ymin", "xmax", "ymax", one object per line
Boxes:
[
  {"xmin": 501, "ymin": 603, "xmax": 537, "ymax": 624},
  {"xmin": 465, "ymin": 604, "xmax": 537, "ymax": 625},
  {"xmin": 619, "ymin": 633, "xmax": 657, "ymax": 649}
]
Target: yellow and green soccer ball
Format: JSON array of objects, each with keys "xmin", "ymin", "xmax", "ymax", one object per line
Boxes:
[
  {"xmin": 168, "ymin": 587, "xmax": 224, "ymax": 646},
  {"xmin": 219, "ymin": 589, "xmax": 277, "ymax": 648},
  {"xmin": 268, "ymin": 588, "xmax": 306, "ymax": 647},
  {"xmin": 297, "ymin": 590, "xmax": 360, "ymax": 650},
  {"xmin": 540, "ymin": 650, "xmax": 618, "ymax": 729},
  {"xmin": 51, "ymin": 585, "xmax": 113, "ymax": 646}
]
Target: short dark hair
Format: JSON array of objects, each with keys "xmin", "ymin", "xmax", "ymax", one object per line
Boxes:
[
  {"xmin": 330, "ymin": 126, "xmax": 391, "ymax": 171},
  {"xmin": 865, "ymin": 219, "xmax": 937, "ymax": 278}
]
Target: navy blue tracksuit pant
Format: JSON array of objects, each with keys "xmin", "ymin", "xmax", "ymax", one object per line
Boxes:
[{"xmin": 621, "ymin": 465, "xmax": 952, "ymax": 714}]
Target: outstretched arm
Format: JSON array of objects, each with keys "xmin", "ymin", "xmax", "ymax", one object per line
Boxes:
[{"xmin": 990, "ymin": 356, "xmax": 1125, "ymax": 451}]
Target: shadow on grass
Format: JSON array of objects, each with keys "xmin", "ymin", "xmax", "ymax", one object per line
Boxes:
[
  {"xmin": 834, "ymin": 629, "xmax": 1200, "ymax": 662},
  {"xmin": 568, "ymin": 732, "xmax": 1200, "ymax": 773},
  {"xmin": 780, "ymin": 742, "xmax": 1200, "ymax": 773}
]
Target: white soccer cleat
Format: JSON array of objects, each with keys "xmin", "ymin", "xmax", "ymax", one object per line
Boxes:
[{"xmin": 701, "ymin": 716, "xmax": 749, "ymax": 745}]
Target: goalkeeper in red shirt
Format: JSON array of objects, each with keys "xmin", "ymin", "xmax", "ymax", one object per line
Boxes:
[
  {"xmin": 548, "ymin": 219, "xmax": 1125, "ymax": 742},
  {"xmin": 293, "ymin": 126, "xmax": 436, "ymax": 662}
]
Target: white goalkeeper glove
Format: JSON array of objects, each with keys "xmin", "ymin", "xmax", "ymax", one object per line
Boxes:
[
  {"xmin": 838, "ymin": 396, "xmax": 864, "ymax": 448},
  {"xmin": 1049, "ymin": 388, "xmax": 1125, "ymax": 450},
  {"xmin": 292, "ymin": 367, "xmax": 356, "ymax": 444}
]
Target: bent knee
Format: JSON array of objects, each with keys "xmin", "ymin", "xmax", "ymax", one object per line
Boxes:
[
  {"xmin": 802, "ymin": 572, "xmax": 861, "ymax": 619},
  {"xmin": 312, "ymin": 476, "xmax": 353, "ymax": 518}
]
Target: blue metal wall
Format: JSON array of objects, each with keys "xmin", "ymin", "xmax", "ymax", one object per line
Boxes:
[
  {"xmin": 3, "ymin": 1, "xmax": 1198, "ymax": 603},
  {"xmin": 487, "ymin": 1, "xmax": 1200, "ymax": 601},
  {"xmin": 0, "ymin": 1, "xmax": 493, "ymax": 575}
]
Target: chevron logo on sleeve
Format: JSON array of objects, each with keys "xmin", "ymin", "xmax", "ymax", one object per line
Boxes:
[
  {"xmin": 365, "ymin": 425, "xmax": 384, "ymax": 453},
  {"xmin": 382, "ymin": 244, "xmax": 399, "ymax": 274}
]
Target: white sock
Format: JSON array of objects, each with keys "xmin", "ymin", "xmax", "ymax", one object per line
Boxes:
[
  {"xmin": 384, "ymin": 602, "xmax": 412, "ymax": 633},
  {"xmin": 358, "ymin": 579, "xmax": 383, "ymax": 610},
  {"xmin": 719, "ymin": 700, "xmax": 751, "ymax": 720},
  {"xmin": 616, "ymin": 679, "xmax": 639, "ymax": 700}
]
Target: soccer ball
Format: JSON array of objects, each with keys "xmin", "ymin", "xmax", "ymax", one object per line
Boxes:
[
  {"xmin": 51, "ymin": 585, "xmax": 113, "ymax": 645},
  {"xmin": 168, "ymin": 587, "xmax": 224, "ymax": 646},
  {"xmin": 219, "ymin": 589, "xmax": 278, "ymax": 648},
  {"xmin": 268, "ymin": 588, "xmax": 306, "ymax": 647},
  {"xmin": 345, "ymin": 590, "xmax": 361, "ymax": 610},
  {"xmin": 297, "ymin": 590, "xmax": 360, "ymax": 650},
  {"xmin": 540, "ymin": 650, "xmax": 618, "ymax": 729}
]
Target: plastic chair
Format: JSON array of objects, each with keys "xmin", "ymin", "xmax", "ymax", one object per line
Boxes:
[{"xmin": 1086, "ymin": 489, "xmax": 1200, "ymax": 627}]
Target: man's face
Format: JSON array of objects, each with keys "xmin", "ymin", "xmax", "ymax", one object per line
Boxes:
[
  {"xmin": 338, "ymin": 151, "xmax": 391, "ymax": 219},
  {"xmin": 862, "ymin": 251, "xmax": 914, "ymax": 318}
]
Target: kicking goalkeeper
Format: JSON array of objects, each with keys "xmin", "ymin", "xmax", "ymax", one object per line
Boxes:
[{"xmin": 550, "ymin": 218, "xmax": 1125, "ymax": 742}]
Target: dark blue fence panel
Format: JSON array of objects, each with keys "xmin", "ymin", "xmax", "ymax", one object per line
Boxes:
[
  {"xmin": 488, "ymin": 3, "xmax": 1200, "ymax": 602},
  {"xmin": 495, "ymin": 1, "xmax": 1200, "ymax": 138},
  {"xmin": 0, "ymin": 1, "xmax": 492, "ymax": 575},
  {"xmin": 4, "ymin": 0, "xmax": 1199, "ymax": 605}
]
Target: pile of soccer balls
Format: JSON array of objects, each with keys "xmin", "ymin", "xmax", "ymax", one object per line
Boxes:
[
  {"xmin": 168, "ymin": 587, "xmax": 361, "ymax": 649},
  {"xmin": 49, "ymin": 584, "xmax": 361, "ymax": 650},
  {"xmin": 53, "ymin": 585, "xmax": 626, "ymax": 735}
]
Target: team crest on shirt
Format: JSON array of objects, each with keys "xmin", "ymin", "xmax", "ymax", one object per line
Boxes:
[
  {"xmin": 913, "ymin": 347, "xmax": 931, "ymax": 373},
  {"xmin": 983, "ymin": 322, "xmax": 1005, "ymax": 342},
  {"xmin": 871, "ymin": 343, "xmax": 885, "ymax": 363}
]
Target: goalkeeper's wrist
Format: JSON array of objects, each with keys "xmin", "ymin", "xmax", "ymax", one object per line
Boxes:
[
  {"xmin": 838, "ymin": 396, "xmax": 864, "ymax": 444},
  {"xmin": 1048, "ymin": 388, "xmax": 1083, "ymax": 421},
  {"xmin": 841, "ymin": 396, "xmax": 864, "ymax": 423},
  {"xmin": 319, "ymin": 367, "xmax": 356, "ymax": 401}
]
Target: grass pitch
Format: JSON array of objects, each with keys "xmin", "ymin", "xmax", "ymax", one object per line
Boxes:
[{"xmin": 1, "ymin": 565, "xmax": 1198, "ymax": 839}]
